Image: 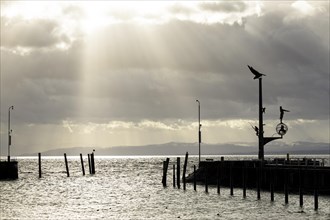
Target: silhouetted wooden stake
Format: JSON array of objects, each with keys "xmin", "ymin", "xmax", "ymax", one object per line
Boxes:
[
  {"xmin": 173, "ymin": 164, "xmax": 176, "ymax": 188},
  {"xmin": 64, "ymin": 153, "xmax": 69, "ymax": 177},
  {"xmin": 284, "ymin": 169, "xmax": 288, "ymax": 204},
  {"xmin": 162, "ymin": 158, "xmax": 170, "ymax": 187},
  {"xmin": 162, "ymin": 161, "xmax": 166, "ymax": 187},
  {"xmin": 193, "ymin": 165, "xmax": 196, "ymax": 191},
  {"xmin": 205, "ymin": 167, "xmax": 208, "ymax": 193},
  {"xmin": 314, "ymin": 169, "xmax": 318, "ymax": 210},
  {"xmin": 243, "ymin": 162, "xmax": 246, "ymax": 198},
  {"xmin": 183, "ymin": 152, "xmax": 188, "ymax": 191},
  {"xmin": 299, "ymin": 168, "xmax": 303, "ymax": 207},
  {"xmin": 80, "ymin": 153, "xmax": 85, "ymax": 176},
  {"xmin": 230, "ymin": 162, "xmax": 233, "ymax": 196},
  {"xmin": 217, "ymin": 163, "xmax": 220, "ymax": 194},
  {"xmin": 257, "ymin": 163, "xmax": 260, "ymax": 200},
  {"xmin": 177, "ymin": 157, "xmax": 180, "ymax": 189},
  {"xmin": 91, "ymin": 152, "xmax": 95, "ymax": 174},
  {"xmin": 88, "ymin": 154, "xmax": 91, "ymax": 174},
  {"xmin": 38, "ymin": 153, "xmax": 41, "ymax": 178},
  {"xmin": 270, "ymin": 168, "xmax": 274, "ymax": 202}
]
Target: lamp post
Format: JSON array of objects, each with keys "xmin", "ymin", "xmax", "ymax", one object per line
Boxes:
[
  {"xmin": 8, "ymin": 106, "xmax": 14, "ymax": 162},
  {"xmin": 196, "ymin": 100, "xmax": 201, "ymax": 165}
]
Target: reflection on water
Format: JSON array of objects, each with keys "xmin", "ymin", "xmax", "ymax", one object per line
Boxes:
[{"xmin": 1, "ymin": 156, "xmax": 330, "ymax": 219}]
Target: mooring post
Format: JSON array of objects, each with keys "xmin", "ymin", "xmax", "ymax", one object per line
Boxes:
[
  {"xmin": 91, "ymin": 152, "xmax": 95, "ymax": 174},
  {"xmin": 217, "ymin": 163, "xmax": 220, "ymax": 194},
  {"xmin": 193, "ymin": 165, "xmax": 196, "ymax": 191},
  {"xmin": 64, "ymin": 153, "xmax": 69, "ymax": 177},
  {"xmin": 162, "ymin": 161, "xmax": 166, "ymax": 187},
  {"xmin": 299, "ymin": 168, "xmax": 303, "ymax": 207},
  {"xmin": 284, "ymin": 169, "xmax": 289, "ymax": 204},
  {"xmin": 173, "ymin": 164, "xmax": 176, "ymax": 188},
  {"xmin": 38, "ymin": 153, "xmax": 42, "ymax": 178},
  {"xmin": 243, "ymin": 161, "xmax": 246, "ymax": 198},
  {"xmin": 205, "ymin": 167, "xmax": 208, "ymax": 193},
  {"xmin": 88, "ymin": 154, "xmax": 91, "ymax": 174},
  {"xmin": 314, "ymin": 169, "xmax": 318, "ymax": 210},
  {"xmin": 80, "ymin": 153, "xmax": 85, "ymax": 176},
  {"xmin": 230, "ymin": 161, "xmax": 233, "ymax": 196},
  {"xmin": 270, "ymin": 167, "xmax": 274, "ymax": 202},
  {"xmin": 257, "ymin": 162, "xmax": 261, "ymax": 200},
  {"xmin": 177, "ymin": 157, "xmax": 180, "ymax": 189},
  {"xmin": 183, "ymin": 152, "xmax": 188, "ymax": 191}
]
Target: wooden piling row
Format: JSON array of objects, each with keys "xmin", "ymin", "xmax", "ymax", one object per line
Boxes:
[
  {"xmin": 163, "ymin": 157, "xmax": 324, "ymax": 211},
  {"xmin": 162, "ymin": 158, "xmax": 170, "ymax": 187}
]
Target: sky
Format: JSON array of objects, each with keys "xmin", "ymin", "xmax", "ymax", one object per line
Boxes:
[{"xmin": 0, "ymin": 1, "xmax": 329, "ymax": 155}]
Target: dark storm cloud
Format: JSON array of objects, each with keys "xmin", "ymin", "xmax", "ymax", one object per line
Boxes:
[{"xmin": 1, "ymin": 2, "xmax": 329, "ymax": 127}]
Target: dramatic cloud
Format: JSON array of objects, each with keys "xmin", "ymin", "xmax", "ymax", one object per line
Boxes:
[{"xmin": 0, "ymin": 1, "xmax": 329, "ymax": 155}]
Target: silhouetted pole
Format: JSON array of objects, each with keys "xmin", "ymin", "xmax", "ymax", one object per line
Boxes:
[
  {"xmin": 314, "ymin": 169, "xmax": 318, "ymax": 210},
  {"xmin": 257, "ymin": 162, "xmax": 261, "ymax": 200},
  {"xmin": 270, "ymin": 167, "xmax": 274, "ymax": 202},
  {"xmin": 91, "ymin": 152, "xmax": 95, "ymax": 174},
  {"xmin": 64, "ymin": 153, "xmax": 69, "ymax": 177},
  {"xmin": 193, "ymin": 165, "xmax": 196, "ymax": 191},
  {"xmin": 162, "ymin": 158, "xmax": 170, "ymax": 187},
  {"xmin": 88, "ymin": 154, "xmax": 91, "ymax": 174},
  {"xmin": 196, "ymin": 100, "xmax": 201, "ymax": 165},
  {"xmin": 205, "ymin": 167, "xmax": 208, "ymax": 193},
  {"xmin": 230, "ymin": 162, "xmax": 233, "ymax": 196},
  {"xmin": 38, "ymin": 153, "xmax": 42, "ymax": 178},
  {"xmin": 258, "ymin": 78, "xmax": 264, "ymax": 160},
  {"xmin": 299, "ymin": 168, "xmax": 303, "ymax": 207},
  {"xmin": 217, "ymin": 163, "xmax": 220, "ymax": 194},
  {"xmin": 183, "ymin": 152, "xmax": 188, "ymax": 190},
  {"xmin": 8, "ymin": 106, "xmax": 14, "ymax": 162},
  {"xmin": 177, "ymin": 157, "xmax": 180, "ymax": 189},
  {"xmin": 284, "ymin": 169, "xmax": 289, "ymax": 204},
  {"xmin": 243, "ymin": 161, "xmax": 246, "ymax": 198},
  {"xmin": 173, "ymin": 164, "xmax": 176, "ymax": 188},
  {"xmin": 80, "ymin": 153, "xmax": 85, "ymax": 176}
]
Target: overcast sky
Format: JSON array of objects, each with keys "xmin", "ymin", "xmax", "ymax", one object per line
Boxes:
[{"xmin": 1, "ymin": 1, "xmax": 329, "ymax": 155}]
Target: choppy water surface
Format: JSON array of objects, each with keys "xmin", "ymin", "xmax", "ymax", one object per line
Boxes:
[{"xmin": 1, "ymin": 156, "xmax": 330, "ymax": 219}]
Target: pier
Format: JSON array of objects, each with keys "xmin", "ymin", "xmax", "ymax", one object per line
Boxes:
[{"xmin": 185, "ymin": 158, "xmax": 330, "ymax": 195}]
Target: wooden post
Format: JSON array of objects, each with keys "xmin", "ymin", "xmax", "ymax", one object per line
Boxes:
[
  {"xmin": 183, "ymin": 152, "xmax": 188, "ymax": 191},
  {"xmin": 162, "ymin": 158, "xmax": 170, "ymax": 187},
  {"xmin": 173, "ymin": 164, "xmax": 176, "ymax": 188},
  {"xmin": 205, "ymin": 167, "xmax": 208, "ymax": 193},
  {"xmin": 38, "ymin": 153, "xmax": 42, "ymax": 178},
  {"xmin": 257, "ymin": 162, "xmax": 260, "ymax": 200},
  {"xmin": 230, "ymin": 161, "xmax": 233, "ymax": 196},
  {"xmin": 80, "ymin": 153, "xmax": 85, "ymax": 176},
  {"xmin": 162, "ymin": 161, "xmax": 166, "ymax": 187},
  {"xmin": 243, "ymin": 161, "xmax": 246, "ymax": 198},
  {"xmin": 88, "ymin": 154, "xmax": 91, "ymax": 174},
  {"xmin": 193, "ymin": 165, "xmax": 196, "ymax": 191},
  {"xmin": 177, "ymin": 157, "xmax": 180, "ymax": 189},
  {"xmin": 270, "ymin": 167, "xmax": 274, "ymax": 202},
  {"xmin": 217, "ymin": 163, "xmax": 220, "ymax": 194},
  {"xmin": 299, "ymin": 168, "xmax": 303, "ymax": 207},
  {"xmin": 64, "ymin": 153, "xmax": 69, "ymax": 177},
  {"xmin": 91, "ymin": 152, "xmax": 95, "ymax": 174},
  {"xmin": 314, "ymin": 169, "xmax": 318, "ymax": 210},
  {"xmin": 284, "ymin": 169, "xmax": 288, "ymax": 204}
]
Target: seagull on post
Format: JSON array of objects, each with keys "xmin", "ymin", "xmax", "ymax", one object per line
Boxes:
[{"xmin": 247, "ymin": 65, "xmax": 266, "ymax": 79}]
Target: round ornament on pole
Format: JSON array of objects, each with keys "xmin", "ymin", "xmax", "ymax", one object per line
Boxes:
[{"xmin": 276, "ymin": 123, "xmax": 288, "ymax": 136}]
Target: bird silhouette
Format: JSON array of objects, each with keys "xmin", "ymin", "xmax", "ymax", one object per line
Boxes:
[{"xmin": 247, "ymin": 65, "xmax": 266, "ymax": 79}]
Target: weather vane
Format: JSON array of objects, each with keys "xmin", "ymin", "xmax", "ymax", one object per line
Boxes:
[{"xmin": 248, "ymin": 65, "xmax": 289, "ymax": 160}]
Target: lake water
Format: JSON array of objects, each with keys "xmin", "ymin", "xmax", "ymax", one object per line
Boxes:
[{"xmin": 1, "ymin": 155, "xmax": 330, "ymax": 219}]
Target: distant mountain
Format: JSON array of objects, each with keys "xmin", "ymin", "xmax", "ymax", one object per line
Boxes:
[{"xmin": 21, "ymin": 141, "xmax": 329, "ymax": 156}]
